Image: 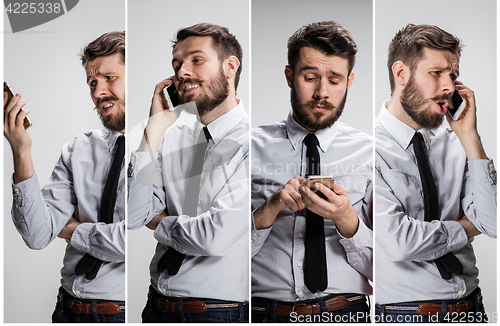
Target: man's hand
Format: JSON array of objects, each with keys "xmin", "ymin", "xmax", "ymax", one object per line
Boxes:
[
  {"xmin": 146, "ymin": 211, "xmax": 167, "ymax": 230},
  {"xmin": 446, "ymin": 81, "xmax": 487, "ymax": 160},
  {"xmin": 4, "ymin": 92, "xmax": 35, "ymax": 183},
  {"xmin": 253, "ymin": 176, "xmax": 306, "ymax": 230},
  {"xmin": 58, "ymin": 217, "xmax": 82, "ymax": 240},
  {"xmin": 457, "ymin": 214, "xmax": 481, "ymax": 238},
  {"xmin": 299, "ymin": 183, "xmax": 359, "ymax": 238},
  {"xmin": 138, "ymin": 78, "xmax": 184, "ymax": 152}
]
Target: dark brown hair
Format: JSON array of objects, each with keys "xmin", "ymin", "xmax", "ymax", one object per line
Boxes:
[
  {"xmin": 172, "ymin": 23, "xmax": 243, "ymax": 90},
  {"xmin": 287, "ymin": 21, "xmax": 357, "ymax": 74},
  {"xmin": 387, "ymin": 24, "xmax": 462, "ymax": 92},
  {"xmin": 79, "ymin": 31, "xmax": 125, "ymax": 66}
]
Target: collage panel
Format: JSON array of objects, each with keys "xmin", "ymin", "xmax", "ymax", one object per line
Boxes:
[
  {"xmin": 126, "ymin": 0, "xmax": 250, "ymax": 323},
  {"xmin": 2, "ymin": 0, "xmax": 498, "ymax": 323},
  {"xmin": 3, "ymin": 0, "xmax": 125, "ymax": 322},
  {"xmin": 251, "ymin": 0, "xmax": 374, "ymax": 323},
  {"xmin": 374, "ymin": 0, "xmax": 497, "ymax": 323}
]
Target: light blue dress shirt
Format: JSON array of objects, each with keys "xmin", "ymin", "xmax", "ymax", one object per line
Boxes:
[
  {"xmin": 375, "ymin": 103, "xmax": 496, "ymax": 304},
  {"xmin": 128, "ymin": 102, "xmax": 249, "ymax": 302},
  {"xmin": 11, "ymin": 129, "xmax": 125, "ymax": 301},
  {"xmin": 251, "ymin": 112, "xmax": 373, "ymax": 302}
]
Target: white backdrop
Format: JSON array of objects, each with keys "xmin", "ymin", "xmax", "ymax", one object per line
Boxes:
[
  {"xmin": 2, "ymin": 0, "xmax": 125, "ymax": 322},
  {"xmin": 375, "ymin": 0, "xmax": 497, "ymax": 317}
]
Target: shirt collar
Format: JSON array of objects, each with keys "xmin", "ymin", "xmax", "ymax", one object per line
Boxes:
[
  {"xmin": 195, "ymin": 100, "xmax": 246, "ymax": 144},
  {"xmin": 103, "ymin": 129, "xmax": 125, "ymax": 153},
  {"xmin": 377, "ymin": 101, "xmax": 431, "ymax": 150},
  {"xmin": 285, "ymin": 110, "xmax": 339, "ymax": 152}
]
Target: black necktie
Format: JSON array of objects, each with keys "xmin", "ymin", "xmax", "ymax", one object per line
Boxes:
[
  {"xmin": 303, "ymin": 133, "xmax": 328, "ymax": 293},
  {"xmin": 157, "ymin": 127, "xmax": 211, "ymax": 275},
  {"xmin": 412, "ymin": 132, "xmax": 463, "ymax": 280},
  {"xmin": 75, "ymin": 135, "xmax": 125, "ymax": 280}
]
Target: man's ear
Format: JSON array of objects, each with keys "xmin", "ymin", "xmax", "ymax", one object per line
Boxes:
[
  {"xmin": 392, "ymin": 61, "xmax": 410, "ymax": 87},
  {"xmin": 225, "ymin": 55, "xmax": 240, "ymax": 79},
  {"xmin": 347, "ymin": 71, "xmax": 355, "ymax": 90},
  {"xmin": 285, "ymin": 65, "xmax": 293, "ymax": 88}
]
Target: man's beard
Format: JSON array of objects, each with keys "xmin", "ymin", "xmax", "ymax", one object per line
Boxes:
[
  {"xmin": 291, "ymin": 84, "xmax": 347, "ymax": 131},
  {"xmin": 179, "ymin": 67, "xmax": 229, "ymax": 117},
  {"xmin": 400, "ymin": 74, "xmax": 450, "ymax": 129},
  {"xmin": 96, "ymin": 97, "xmax": 125, "ymax": 132}
]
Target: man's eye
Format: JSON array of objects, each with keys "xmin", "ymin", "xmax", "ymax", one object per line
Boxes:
[
  {"xmin": 431, "ymin": 71, "xmax": 441, "ymax": 76},
  {"xmin": 89, "ymin": 81, "xmax": 96, "ymax": 87},
  {"xmin": 329, "ymin": 80, "xmax": 339, "ymax": 85},
  {"xmin": 106, "ymin": 76, "xmax": 115, "ymax": 80},
  {"xmin": 305, "ymin": 77, "xmax": 316, "ymax": 82}
]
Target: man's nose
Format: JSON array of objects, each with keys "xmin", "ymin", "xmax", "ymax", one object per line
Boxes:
[{"xmin": 314, "ymin": 79, "xmax": 329, "ymax": 100}]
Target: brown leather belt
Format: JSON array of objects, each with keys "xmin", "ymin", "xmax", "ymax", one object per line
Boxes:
[
  {"xmin": 254, "ymin": 295, "xmax": 365, "ymax": 317},
  {"xmin": 153, "ymin": 297, "xmax": 248, "ymax": 314},
  {"xmin": 64, "ymin": 297, "xmax": 124, "ymax": 315},
  {"xmin": 379, "ymin": 296, "xmax": 476, "ymax": 316}
]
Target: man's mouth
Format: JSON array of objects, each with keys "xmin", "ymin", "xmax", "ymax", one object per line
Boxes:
[
  {"xmin": 437, "ymin": 100, "xmax": 448, "ymax": 115},
  {"xmin": 182, "ymin": 83, "xmax": 201, "ymax": 94},
  {"xmin": 101, "ymin": 102, "xmax": 114, "ymax": 115}
]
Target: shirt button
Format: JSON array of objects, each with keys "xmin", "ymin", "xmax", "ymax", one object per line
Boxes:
[
  {"xmin": 182, "ymin": 250, "xmax": 186, "ymax": 254},
  {"xmin": 297, "ymin": 262, "xmax": 302, "ymax": 267},
  {"xmin": 162, "ymin": 288, "xmax": 167, "ymax": 292},
  {"xmin": 75, "ymin": 290, "xmax": 81, "ymax": 295},
  {"xmin": 449, "ymin": 247, "xmax": 453, "ymax": 251},
  {"xmin": 431, "ymin": 255, "xmax": 435, "ymax": 259},
  {"xmin": 294, "ymin": 142, "xmax": 299, "ymax": 146},
  {"xmin": 489, "ymin": 163, "xmax": 494, "ymax": 168},
  {"xmin": 17, "ymin": 196, "xmax": 22, "ymax": 200},
  {"xmin": 298, "ymin": 290, "xmax": 303, "ymax": 296},
  {"xmin": 253, "ymin": 233, "xmax": 258, "ymax": 237},
  {"xmin": 251, "ymin": 239, "xmax": 254, "ymax": 244},
  {"xmin": 298, "ymin": 232, "xmax": 304, "ymax": 238},
  {"xmin": 21, "ymin": 218, "xmax": 25, "ymax": 223},
  {"xmin": 131, "ymin": 156, "xmax": 135, "ymax": 161},
  {"xmin": 166, "ymin": 241, "xmax": 171, "ymax": 246},
  {"xmin": 343, "ymin": 240, "xmax": 348, "ymax": 244},
  {"xmin": 458, "ymin": 290, "xmax": 463, "ymax": 295},
  {"xmin": 13, "ymin": 187, "xmax": 19, "ymax": 192},
  {"xmin": 346, "ymin": 246, "xmax": 351, "ymax": 249},
  {"xmin": 85, "ymin": 249, "xmax": 89, "ymax": 253},
  {"xmin": 352, "ymin": 263, "xmax": 357, "ymax": 266},
  {"xmin": 102, "ymin": 257, "xmax": 106, "ymax": 260},
  {"xmin": 159, "ymin": 240, "xmax": 164, "ymax": 243},
  {"xmin": 130, "ymin": 166, "xmax": 134, "ymax": 171},
  {"xmin": 491, "ymin": 173, "xmax": 495, "ymax": 178},
  {"xmin": 402, "ymin": 142, "xmax": 407, "ymax": 147}
]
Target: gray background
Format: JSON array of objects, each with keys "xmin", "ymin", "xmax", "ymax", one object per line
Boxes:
[
  {"xmin": 251, "ymin": 0, "xmax": 373, "ymax": 135},
  {"xmin": 127, "ymin": 0, "xmax": 249, "ymax": 322},
  {"xmin": 375, "ymin": 0, "xmax": 497, "ymax": 316},
  {"xmin": 3, "ymin": 0, "xmax": 124, "ymax": 322}
]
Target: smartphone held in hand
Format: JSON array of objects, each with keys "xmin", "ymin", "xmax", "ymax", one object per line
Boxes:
[{"xmin": 4, "ymin": 82, "xmax": 32, "ymax": 129}]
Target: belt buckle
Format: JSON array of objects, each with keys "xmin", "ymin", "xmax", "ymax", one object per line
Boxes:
[
  {"xmin": 291, "ymin": 303, "xmax": 307, "ymax": 314},
  {"xmin": 455, "ymin": 300, "xmax": 469, "ymax": 311},
  {"xmin": 69, "ymin": 300, "xmax": 83, "ymax": 313}
]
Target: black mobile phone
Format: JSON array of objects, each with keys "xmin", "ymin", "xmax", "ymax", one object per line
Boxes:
[
  {"xmin": 448, "ymin": 90, "xmax": 466, "ymax": 120},
  {"xmin": 4, "ymin": 82, "xmax": 32, "ymax": 129},
  {"xmin": 162, "ymin": 83, "xmax": 180, "ymax": 111}
]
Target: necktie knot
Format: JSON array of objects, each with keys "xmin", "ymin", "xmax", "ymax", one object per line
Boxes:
[
  {"xmin": 411, "ymin": 131, "xmax": 424, "ymax": 146},
  {"xmin": 202, "ymin": 126, "xmax": 212, "ymax": 142},
  {"xmin": 304, "ymin": 133, "xmax": 319, "ymax": 147}
]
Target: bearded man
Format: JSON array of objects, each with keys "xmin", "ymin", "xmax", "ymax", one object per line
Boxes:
[
  {"xmin": 251, "ymin": 21, "xmax": 373, "ymax": 323},
  {"xmin": 374, "ymin": 24, "xmax": 496, "ymax": 323},
  {"xmin": 4, "ymin": 31, "xmax": 126, "ymax": 323},
  {"xmin": 128, "ymin": 23, "xmax": 249, "ymax": 323}
]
